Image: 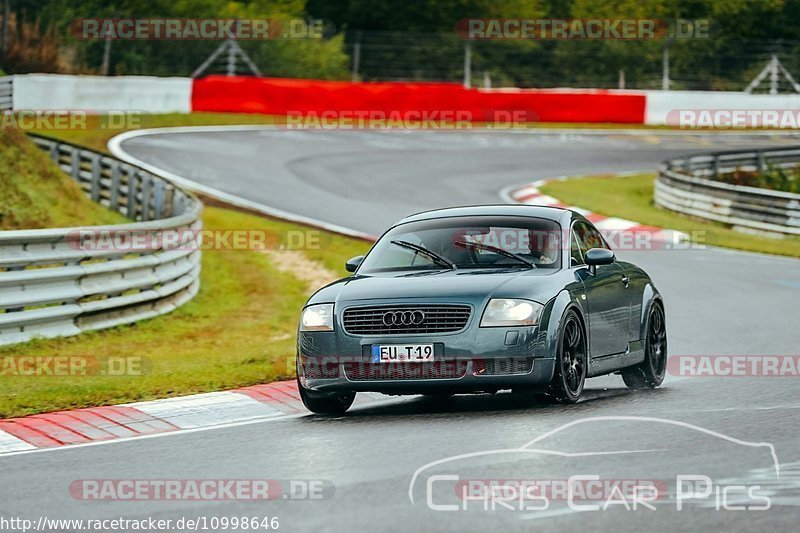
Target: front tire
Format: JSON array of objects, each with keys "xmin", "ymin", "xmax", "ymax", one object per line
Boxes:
[
  {"xmin": 297, "ymin": 378, "xmax": 355, "ymax": 415},
  {"xmin": 621, "ymin": 302, "xmax": 667, "ymax": 389},
  {"xmin": 546, "ymin": 309, "xmax": 587, "ymax": 404}
]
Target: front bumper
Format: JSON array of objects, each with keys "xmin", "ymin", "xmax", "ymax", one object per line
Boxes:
[{"xmin": 297, "ymin": 322, "xmax": 555, "ymax": 395}]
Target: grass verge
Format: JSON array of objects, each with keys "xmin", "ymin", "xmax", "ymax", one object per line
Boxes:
[
  {"xmin": 539, "ymin": 173, "xmax": 800, "ymax": 258},
  {"xmin": 0, "ymin": 115, "xmax": 372, "ymax": 418},
  {"xmin": 0, "ymin": 207, "xmax": 370, "ymax": 418},
  {"xmin": 0, "ymin": 130, "xmax": 128, "ymax": 230}
]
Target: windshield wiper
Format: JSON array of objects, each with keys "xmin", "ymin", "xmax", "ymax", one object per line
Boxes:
[
  {"xmin": 390, "ymin": 240, "xmax": 457, "ymax": 270},
  {"xmin": 453, "ymin": 240, "xmax": 537, "ymax": 269}
]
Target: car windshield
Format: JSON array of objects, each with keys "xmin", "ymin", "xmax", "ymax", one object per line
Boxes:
[{"xmin": 359, "ymin": 215, "xmax": 562, "ymax": 273}]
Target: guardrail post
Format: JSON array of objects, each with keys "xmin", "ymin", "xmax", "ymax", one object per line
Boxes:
[
  {"xmin": 154, "ymin": 181, "xmax": 165, "ymax": 219},
  {"xmin": 90, "ymin": 154, "xmax": 101, "ymax": 202},
  {"xmin": 757, "ymin": 151, "xmax": 766, "ymax": 172},
  {"xmin": 712, "ymin": 155, "xmax": 720, "ymax": 178},
  {"xmin": 172, "ymin": 192, "xmax": 181, "ymax": 216},
  {"xmin": 109, "ymin": 161, "xmax": 121, "ymax": 211},
  {"xmin": 70, "ymin": 148, "xmax": 80, "ymax": 180},
  {"xmin": 127, "ymin": 169, "xmax": 139, "ymax": 219},
  {"xmin": 141, "ymin": 174, "xmax": 153, "ymax": 221},
  {"xmin": 163, "ymin": 187, "xmax": 174, "ymax": 218}
]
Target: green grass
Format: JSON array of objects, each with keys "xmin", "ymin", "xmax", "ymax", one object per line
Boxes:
[
  {"xmin": 0, "ymin": 207, "xmax": 370, "ymax": 418},
  {"xmin": 540, "ymin": 173, "xmax": 800, "ymax": 258},
  {"xmin": 0, "ymin": 130, "xmax": 128, "ymax": 230}
]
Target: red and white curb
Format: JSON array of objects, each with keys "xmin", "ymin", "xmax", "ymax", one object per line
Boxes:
[
  {"xmin": 502, "ymin": 173, "xmax": 689, "ymax": 246},
  {"xmin": 0, "ymin": 381, "xmax": 387, "ymax": 455}
]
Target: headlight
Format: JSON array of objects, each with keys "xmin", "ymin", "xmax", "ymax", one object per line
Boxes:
[
  {"xmin": 480, "ymin": 299, "xmax": 543, "ymax": 327},
  {"xmin": 300, "ymin": 303, "xmax": 334, "ymax": 331}
]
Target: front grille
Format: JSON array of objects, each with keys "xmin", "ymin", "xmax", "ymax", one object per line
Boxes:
[
  {"xmin": 344, "ymin": 361, "xmax": 468, "ymax": 381},
  {"xmin": 342, "ymin": 305, "xmax": 471, "ymax": 335},
  {"xmin": 473, "ymin": 358, "xmax": 534, "ymax": 376}
]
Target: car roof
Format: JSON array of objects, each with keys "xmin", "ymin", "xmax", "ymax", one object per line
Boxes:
[{"xmin": 397, "ymin": 204, "xmax": 584, "ymax": 227}]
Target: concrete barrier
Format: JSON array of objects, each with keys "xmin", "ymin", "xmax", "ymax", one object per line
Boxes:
[
  {"xmin": 11, "ymin": 74, "xmax": 192, "ymax": 113},
  {"xmin": 644, "ymin": 90, "xmax": 800, "ymax": 126}
]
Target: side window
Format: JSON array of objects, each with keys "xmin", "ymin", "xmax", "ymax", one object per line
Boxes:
[
  {"xmin": 574, "ymin": 221, "xmax": 608, "ymax": 253},
  {"xmin": 570, "ymin": 231, "xmax": 584, "ymax": 267}
]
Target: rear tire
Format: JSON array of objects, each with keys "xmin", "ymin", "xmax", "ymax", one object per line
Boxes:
[
  {"xmin": 621, "ymin": 302, "xmax": 667, "ymax": 389},
  {"xmin": 298, "ymin": 379, "xmax": 355, "ymax": 415}
]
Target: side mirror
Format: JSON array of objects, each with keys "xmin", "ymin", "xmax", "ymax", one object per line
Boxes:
[
  {"xmin": 345, "ymin": 255, "xmax": 365, "ymax": 273},
  {"xmin": 584, "ymin": 248, "xmax": 615, "ymax": 267}
]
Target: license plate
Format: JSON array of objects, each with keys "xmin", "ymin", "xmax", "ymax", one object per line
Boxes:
[{"xmin": 371, "ymin": 344, "xmax": 434, "ymax": 363}]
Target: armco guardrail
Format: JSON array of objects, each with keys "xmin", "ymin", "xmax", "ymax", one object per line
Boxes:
[
  {"xmin": 655, "ymin": 147, "xmax": 800, "ymax": 235},
  {"xmin": 0, "ymin": 135, "xmax": 202, "ymax": 346},
  {"xmin": 0, "ymin": 76, "xmax": 12, "ymax": 111}
]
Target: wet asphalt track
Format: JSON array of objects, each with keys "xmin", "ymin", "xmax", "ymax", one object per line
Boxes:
[{"xmin": 2, "ymin": 129, "xmax": 799, "ymax": 532}]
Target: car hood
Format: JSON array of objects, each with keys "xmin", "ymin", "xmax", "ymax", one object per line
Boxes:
[{"xmin": 308, "ymin": 268, "xmax": 565, "ymax": 307}]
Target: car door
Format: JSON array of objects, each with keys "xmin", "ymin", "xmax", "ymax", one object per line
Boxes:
[{"xmin": 572, "ymin": 221, "xmax": 631, "ymax": 357}]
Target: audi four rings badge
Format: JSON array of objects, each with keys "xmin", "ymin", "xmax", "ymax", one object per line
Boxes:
[{"xmin": 382, "ymin": 310, "xmax": 426, "ymax": 326}]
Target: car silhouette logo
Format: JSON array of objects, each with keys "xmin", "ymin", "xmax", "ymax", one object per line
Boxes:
[{"xmin": 383, "ymin": 310, "xmax": 426, "ymax": 326}]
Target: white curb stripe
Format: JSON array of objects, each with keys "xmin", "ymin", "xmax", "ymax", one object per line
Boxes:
[
  {"xmin": 522, "ymin": 194, "xmax": 562, "ymax": 206},
  {"xmin": 0, "ymin": 389, "xmax": 396, "ymax": 457},
  {"xmin": 512, "ymin": 186, "xmax": 540, "ymax": 199},
  {"xmin": 0, "ymin": 430, "xmax": 37, "ymax": 453},
  {"xmin": 517, "ymin": 197, "xmax": 540, "ymax": 205},
  {"xmin": 653, "ymin": 229, "xmax": 691, "ymax": 245},
  {"xmin": 593, "ymin": 217, "xmax": 641, "ymax": 231},
  {"xmin": 126, "ymin": 391, "xmax": 284, "ymax": 429}
]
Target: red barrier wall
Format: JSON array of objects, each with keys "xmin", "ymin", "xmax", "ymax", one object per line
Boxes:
[{"xmin": 192, "ymin": 76, "xmax": 646, "ymax": 124}]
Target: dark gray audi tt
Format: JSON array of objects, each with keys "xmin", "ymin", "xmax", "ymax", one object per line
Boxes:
[{"xmin": 296, "ymin": 205, "xmax": 667, "ymax": 415}]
